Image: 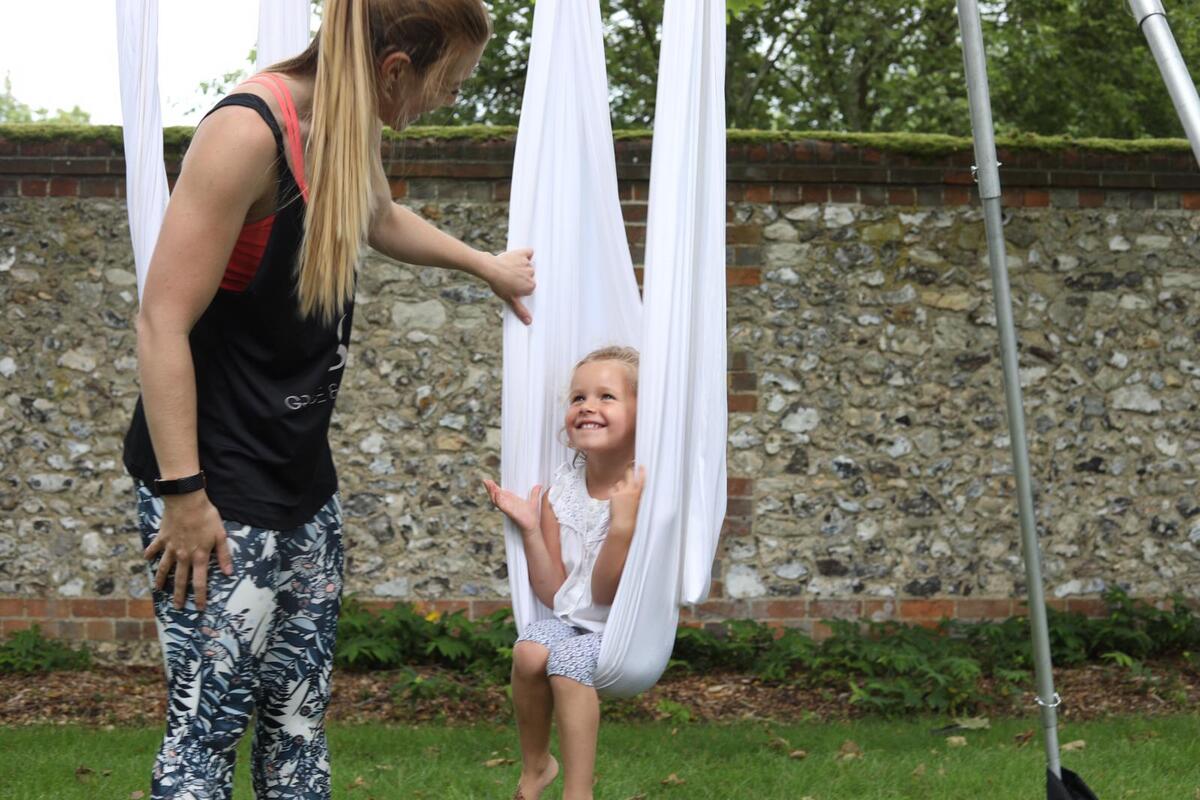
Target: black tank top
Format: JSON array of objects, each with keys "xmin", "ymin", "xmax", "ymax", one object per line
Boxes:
[{"xmin": 123, "ymin": 94, "xmax": 355, "ymax": 530}]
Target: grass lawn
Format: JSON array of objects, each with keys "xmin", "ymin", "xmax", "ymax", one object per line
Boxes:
[{"xmin": 1, "ymin": 715, "xmax": 1197, "ymax": 799}]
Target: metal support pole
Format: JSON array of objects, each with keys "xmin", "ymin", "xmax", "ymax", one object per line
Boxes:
[
  {"xmin": 956, "ymin": 0, "xmax": 1063, "ymax": 779},
  {"xmin": 1129, "ymin": 0, "xmax": 1200, "ymax": 165}
]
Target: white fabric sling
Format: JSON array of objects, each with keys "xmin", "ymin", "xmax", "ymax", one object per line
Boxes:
[
  {"xmin": 117, "ymin": 0, "xmax": 310, "ymax": 299},
  {"xmin": 256, "ymin": 0, "xmax": 311, "ymax": 72},
  {"xmin": 116, "ymin": 0, "xmax": 169, "ymax": 302},
  {"xmin": 503, "ymin": 0, "xmax": 727, "ymax": 698}
]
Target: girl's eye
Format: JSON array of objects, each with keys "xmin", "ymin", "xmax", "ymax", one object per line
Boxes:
[
  {"xmin": 571, "ymin": 395, "xmax": 584, "ymax": 403},
  {"xmin": 602, "ymin": 393, "xmax": 615, "ymax": 400}
]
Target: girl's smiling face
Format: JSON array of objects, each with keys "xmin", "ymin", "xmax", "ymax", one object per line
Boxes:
[{"xmin": 565, "ymin": 360, "xmax": 637, "ymax": 457}]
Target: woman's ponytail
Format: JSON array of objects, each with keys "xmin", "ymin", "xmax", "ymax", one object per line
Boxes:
[{"xmin": 298, "ymin": 0, "xmax": 376, "ymax": 327}]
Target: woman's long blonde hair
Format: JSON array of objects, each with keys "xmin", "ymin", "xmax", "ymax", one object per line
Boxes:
[{"xmin": 273, "ymin": 0, "xmax": 490, "ymax": 326}]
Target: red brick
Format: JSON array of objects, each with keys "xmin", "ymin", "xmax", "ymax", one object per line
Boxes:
[
  {"xmin": 19, "ymin": 140, "xmax": 67, "ymax": 157},
  {"xmin": 1024, "ymin": 189, "xmax": 1050, "ymax": 207},
  {"xmin": 801, "ymin": 185, "xmax": 828, "ymax": 203},
  {"xmin": 747, "ymin": 144, "xmax": 770, "ymax": 162},
  {"xmin": 1, "ymin": 619, "xmax": 33, "ymax": 635},
  {"xmin": 759, "ymin": 599, "xmax": 807, "ymax": 620},
  {"xmin": 142, "ymin": 620, "xmax": 160, "ymax": 639},
  {"xmin": 625, "ymin": 224, "xmax": 645, "ymax": 244},
  {"xmin": 772, "ymin": 185, "xmax": 802, "ymax": 203},
  {"xmin": 888, "ymin": 187, "xmax": 916, "ymax": 205},
  {"xmin": 809, "ymin": 599, "xmax": 862, "ymax": 620},
  {"xmin": 729, "ymin": 371, "xmax": 757, "ymax": 392},
  {"xmin": 0, "ymin": 178, "xmax": 18, "ymax": 196},
  {"xmin": 1182, "ymin": 192, "xmax": 1200, "ymax": 210},
  {"xmin": 71, "ymin": 598, "xmax": 127, "ymax": 618},
  {"xmin": 621, "ymin": 203, "xmax": 648, "ymax": 222},
  {"xmin": 469, "ymin": 600, "xmax": 511, "ymax": 619},
  {"xmin": 727, "ymin": 394, "xmax": 757, "ymax": 413},
  {"xmin": 743, "ymin": 185, "xmax": 772, "ymax": 203},
  {"xmin": 721, "ymin": 519, "xmax": 751, "ymax": 538},
  {"xmin": 955, "ymin": 598, "xmax": 1013, "ymax": 619},
  {"xmin": 726, "ymin": 225, "xmax": 762, "ymax": 245},
  {"xmin": 80, "ymin": 178, "xmax": 118, "ymax": 197},
  {"xmin": 691, "ymin": 600, "xmax": 744, "ymax": 620},
  {"xmin": 22, "ymin": 599, "xmax": 66, "ymax": 619},
  {"xmin": 56, "ymin": 621, "xmax": 84, "ymax": 640},
  {"xmin": 944, "ymin": 186, "xmax": 972, "ymax": 206},
  {"xmin": 0, "ymin": 138, "xmax": 16, "ymax": 156},
  {"xmin": 48, "ymin": 177, "xmax": 79, "ymax": 197},
  {"xmin": 727, "ymin": 268, "xmax": 761, "ymax": 287},
  {"xmin": 115, "ymin": 620, "xmax": 145, "ymax": 641},
  {"xmin": 726, "ymin": 477, "xmax": 754, "ymax": 497},
  {"xmin": 1065, "ymin": 597, "xmax": 1107, "ymax": 617},
  {"xmin": 127, "ymin": 599, "xmax": 156, "ymax": 619},
  {"xmin": 20, "ymin": 178, "xmax": 48, "ymax": 196},
  {"xmin": 84, "ymin": 619, "xmax": 115, "ymax": 640},
  {"xmin": 725, "ymin": 497, "xmax": 753, "ymax": 518},
  {"xmin": 1078, "ymin": 189, "xmax": 1105, "ymax": 208},
  {"xmin": 829, "ymin": 185, "xmax": 857, "ymax": 203},
  {"xmin": 810, "ymin": 621, "xmax": 834, "ymax": 641},
  {"xmin": 899, "ymin": 599, "xmax": 953, "ymax": 619},
  {"xmin": 0, "ymin": 599, "xmax": 23, "ymax": 617}
]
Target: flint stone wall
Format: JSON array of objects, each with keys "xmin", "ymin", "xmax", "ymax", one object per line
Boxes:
[{"xmin": 1, "ymin": 128, "xmax": 1199, "ymax": 663}]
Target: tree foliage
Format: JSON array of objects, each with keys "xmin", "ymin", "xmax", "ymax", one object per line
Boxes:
[
  {"xmin": 0, "ymin": 76, "xmax": 90, "ymax": 125},
  {"xmin": 224, "ymin": 0, "xmax": 1200, "ymax": 137}
]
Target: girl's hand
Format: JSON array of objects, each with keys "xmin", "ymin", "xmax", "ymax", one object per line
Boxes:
[
  {"xmin": 483, "ymin": 479, "xmax": 542, "ymax": 536},
  {"xmin": 609, "ymin": 465, "xmax": 647, "ymax": 536},
  {"xmin": 481, "ymin": 248, "xmax": 535, "ymax": 325},
  {"xmin": 143, "ymin": 492, "xmax": 234, "ymax": 611}
]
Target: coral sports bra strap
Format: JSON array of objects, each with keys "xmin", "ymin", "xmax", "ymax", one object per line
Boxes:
[{"xmin": 246, "ymin": 73, "xmax": 310, "ymax": 202}]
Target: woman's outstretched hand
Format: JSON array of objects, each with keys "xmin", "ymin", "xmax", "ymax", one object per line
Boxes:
[
  {"xmin": 609, "ymin": 465, "xmax": 647, "ymax": 536},
  {"xmin": 483, "ymin": 479, "xmax": 542, "ymax": 536},
  {"xmin": 482, "ymin": 248, "xmax": 535, "ymax": 325}
]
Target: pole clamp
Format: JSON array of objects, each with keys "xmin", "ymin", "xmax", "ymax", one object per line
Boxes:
[
  {"xmin": 1035, "ymin": 692, "xmax": 1062, "ymax": 709},
  {"xmin": 970, "ymin": 161, "xmax": 1002, "ymax": 184}
]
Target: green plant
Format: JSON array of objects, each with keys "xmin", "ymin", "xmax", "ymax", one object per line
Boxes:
[{"xmin": 0, "ymin": 626, "xmax": 91, "ymax": 673}]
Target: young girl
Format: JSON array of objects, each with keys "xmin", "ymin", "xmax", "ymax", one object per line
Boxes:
[
  {"xmin": 484, "ymin": 346, "xmax": 647, "ymax": 800},
  {"xmin": 126, "ymin": 1, "xmax": 534, "ymax": 797}
]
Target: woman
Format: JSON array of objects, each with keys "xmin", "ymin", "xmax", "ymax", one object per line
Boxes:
[{"xmin": 123, "ymin": 1, "xmax": 530, "ymax": 796}]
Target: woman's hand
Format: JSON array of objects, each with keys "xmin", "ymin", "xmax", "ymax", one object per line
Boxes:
[
  {"xmin": 143, "ymin": 492, "xmax": 233, "ymax": 610},
  {"xmin": 483, "ymin": 479, "xmax": 542, "ymax": 536},
  {"xmin": 609, "ymin": 465, "xmax": 647, "ymax": 536},
  {"xmin": 480, "ymin": 248, "xmax": 535, "ymax": 325}
]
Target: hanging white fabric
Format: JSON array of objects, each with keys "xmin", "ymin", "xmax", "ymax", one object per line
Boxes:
[
  {"xmin": 502, "ymin": 0, "xmax": 727, "ymax": 698},
  {"xmin": 256, "ymin": 0, "xmax": 311, "ymax": 72},
  {"xmin": 502, "ymin": 0, "xmax": 645, "ymax": 633},
  {"xmin": 116, "ymin": 0, "xmax": 169, "ymax": 302}
]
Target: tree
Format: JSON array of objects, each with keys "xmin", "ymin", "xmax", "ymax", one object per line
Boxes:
[{"xmin": 0, "ymin": 75, "xmax": 91, "ymax": 124}]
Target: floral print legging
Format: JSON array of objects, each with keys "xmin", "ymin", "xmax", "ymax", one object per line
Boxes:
[{"xmin": 136, "ymin": 482, "xmax": 344, "ymax": 800}]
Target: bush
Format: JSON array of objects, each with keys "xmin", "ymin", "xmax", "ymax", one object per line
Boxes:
[{"xmin": 0, "ymin": 626, "xmax": 91, "ymax": 673}]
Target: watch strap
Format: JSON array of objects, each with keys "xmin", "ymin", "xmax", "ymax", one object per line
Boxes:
[{"xmin": 153, "ymin": 471, "xmax": 207, "ymax": 496}]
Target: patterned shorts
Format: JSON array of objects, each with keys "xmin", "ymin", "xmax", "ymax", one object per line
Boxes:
[{"xmin": 516, "ymin": 618, "xmax": 603, "ymax": 687}]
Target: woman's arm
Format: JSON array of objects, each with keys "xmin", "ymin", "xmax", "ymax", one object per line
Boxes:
[
  {"xmin": 366, "ymin": 156, "xmax": 535, "ymax": 323},
  {"xmin": 138, "ymin": 107, "xmax": 278, "ymax": 609},
  {"xmin": 591, "ymin": 466, "xmax": 646, "ymax": 606}
]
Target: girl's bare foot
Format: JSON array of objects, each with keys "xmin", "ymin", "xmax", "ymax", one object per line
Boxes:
[{"xmin": 513, "ymin": 754, "xmax": 559, "ymax": 800}]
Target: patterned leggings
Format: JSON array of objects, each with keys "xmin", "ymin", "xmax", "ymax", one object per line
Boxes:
[{"xmin": 136, "ymin": 483, "xmax": 344, "ymax": 800}]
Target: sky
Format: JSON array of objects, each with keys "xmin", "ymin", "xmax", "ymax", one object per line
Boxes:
[{"xmin": 0, "ymin": 1, "xmax": 281, "ymax": 126}]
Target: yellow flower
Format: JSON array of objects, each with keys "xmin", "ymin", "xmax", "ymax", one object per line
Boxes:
[{"xmin": 424, "ymin": 610, "xmax": 442, "ymax": 623}]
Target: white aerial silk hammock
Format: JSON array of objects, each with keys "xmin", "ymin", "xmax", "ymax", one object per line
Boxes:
[
  {"xmin": 116, "ymin": 0, "xmax": 311, "ymax": 299},
  {"xmin": 502, "ymin": 0, "xmax": 727, "ymax": 697}
]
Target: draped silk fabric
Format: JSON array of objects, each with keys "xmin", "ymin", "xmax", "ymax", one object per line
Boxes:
[
  {"xmin": 117, "ymin": 0, "xmax": 310, "ymax": 299},
  {"xmin": 503, "ymin": 0, "xmax": 727, "ymax": 698}
]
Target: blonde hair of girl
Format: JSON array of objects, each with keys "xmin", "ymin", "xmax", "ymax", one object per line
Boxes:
[
  {"xmin": 272, "ymin": 0, "xmax": 491, "ymax": 326},
  {"xmin": 574, "ymin": 345, "xmax": 640, "ymax": 394}
]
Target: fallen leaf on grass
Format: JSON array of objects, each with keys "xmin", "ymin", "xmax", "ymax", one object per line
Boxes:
[
  {"xmin": 347, "ymin": 775, "xmax": 369, "ymax": 791},
  {"xmin": 1014, "ymin": 728, "xmax": 1035, "ymax": 748},
  {"xmin": 75, "ymin": 765, "xmax": 93, "ymax": 783},
  {"xmin": 789, "ymin": 749, "xmax": 808, "ymax": 760},
  {"xmin": 483, "ymin": 757, "xmax": 514, "ymax": 768},
  {"xmin": 912, "ymin": 763, "xmax": 927, "ymax": 778},
  {"xmin": 954, "ymin": 716, "xmax": 990, "ymax": 730},
  {"xmin": 837, "ymin": 740, "xmax": 863, "ymax": 761},
  {"xmin": 130, "ymin": 792, "xmax": 145, "ymax": 800},
  {"xmin": 623, "ymin": 794, "xmax": 647, "ymax": 800},
  {"xmin": 946, "ymin": 736, "xmax": 968, "ymax": 748},
  {"xmin": 661, "ymin": 773, "xmax": 686, "ymax": 786},
  {"xmin": 1062, "ymin": 740, "xmax": 1087, "ymax": 752}
]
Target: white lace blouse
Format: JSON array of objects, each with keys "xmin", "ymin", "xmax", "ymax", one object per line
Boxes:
[{"xmin": 546, "ymin": 461, "xmax": 612, "ymax": 633}]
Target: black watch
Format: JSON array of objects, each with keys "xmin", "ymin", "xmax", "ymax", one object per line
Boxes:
[{"xmin": 153, "ymin": 471, "xmax": 207, "ymax": 496}]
